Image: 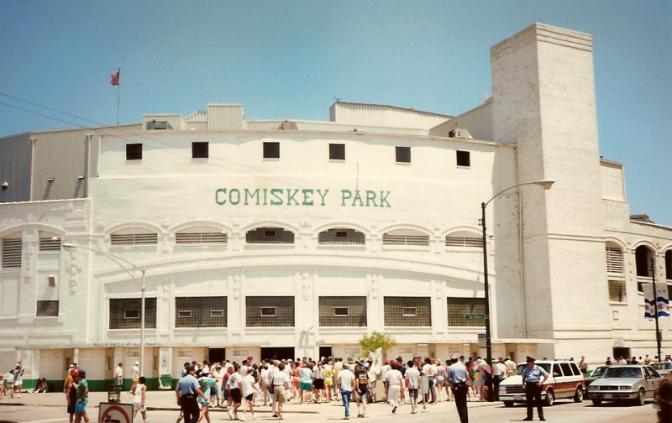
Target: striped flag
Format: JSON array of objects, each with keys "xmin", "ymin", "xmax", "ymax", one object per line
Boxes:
[
  {"xmin": 643, "ymin": 283, "xmax": 669, "ymax": 318},
  {"xmin": 110, "ymin": 69, "xmax": 120, "ymax": 86}
]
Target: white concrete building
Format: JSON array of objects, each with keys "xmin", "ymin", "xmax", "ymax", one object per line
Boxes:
[{"xmin": 0, "ymin": 23, "xmax": 671, "ymax": 390}]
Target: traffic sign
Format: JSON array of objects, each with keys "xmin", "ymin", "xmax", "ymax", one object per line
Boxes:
[
  {"xmin": 99, "ymin": 402, "xmax": 133, "ymax": 423},
  {"xmin": 464, "ymin": 313, "xmax": 485, "ymax": 320}
]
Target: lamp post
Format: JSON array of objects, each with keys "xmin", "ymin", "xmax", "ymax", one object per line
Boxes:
[
  {"xmin": 480, "ymin": 179, "xmax": 554, "ymax": 401},
  {"xmin": 62, "ymin": 242, "xmax": 147, "ymax": 377}
]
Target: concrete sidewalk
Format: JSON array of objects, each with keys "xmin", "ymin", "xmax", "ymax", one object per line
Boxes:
[{"xmin": 0, "ymin": 391, "xmax": 498, "ymax": 421}]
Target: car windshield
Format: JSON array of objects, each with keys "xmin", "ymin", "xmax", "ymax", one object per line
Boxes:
[
  {"xmin": 591, "ymin": 367, "xmax": 607, "ymax": 377},
  {"xmin": 516, "ymin": 363, "xmax": 551, "ymax": 375},
  {"xmin": 603, "ymin": 367, "xmax": 642, "ymax": 379}
]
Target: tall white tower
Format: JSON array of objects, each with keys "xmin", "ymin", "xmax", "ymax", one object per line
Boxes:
[{"xmin": 491, "ymin": 23, "xmax": 611, "ymax": 358}]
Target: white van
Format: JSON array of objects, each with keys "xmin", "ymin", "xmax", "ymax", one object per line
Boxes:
[{"xmin": 499, "ymin": 360, "xmax": 584, "ymax": 406}]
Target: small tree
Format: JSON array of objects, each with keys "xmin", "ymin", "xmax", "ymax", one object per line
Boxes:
[{"xmin": 359, "ymin": 331, "xmax": 396, "ymax": 357}]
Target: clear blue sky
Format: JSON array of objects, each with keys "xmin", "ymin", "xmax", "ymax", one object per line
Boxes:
[{"xmin": 1, "ymin": 0, "xmax": 670, "ymax": 223}]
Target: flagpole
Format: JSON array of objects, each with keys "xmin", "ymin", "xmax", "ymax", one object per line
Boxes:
[
  {"xmin": 651, "ymin": 257, "xmax": 662, "ymax": 361},
  {"xmin": 116, "ymin": 67, "xmax": 121, "ymax": 125}
]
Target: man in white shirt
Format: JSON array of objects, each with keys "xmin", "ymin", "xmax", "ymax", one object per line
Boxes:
[
  {"xmin": 114, "ymin": 363, "xmax": 124, "ymax": 387},
  {"xmin": 404, "ymin": 360, "xmax": 421, "ymax": 414},
  {"xmin": 131, "ymin": 362, "xmax": 140, "ymax": 385},
  {"xmin": 504, "ymin": 357, "xmax": 516, "ymax": 377},
  {"xmin": 492, "ymin": 358, "xmax": 507, "ymax": 401},
  {"xmin": 338, "ymin": 363, "xmax": 356, "ymax": 420},
  {"xmin": 422, "ymin": 358, "xmax": 437, "ymax": 404},
  {"xmin": 384, "ymin": 361, "xmax": 405, "ymax": 414}
]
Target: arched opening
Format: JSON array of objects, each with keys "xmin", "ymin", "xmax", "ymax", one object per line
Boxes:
[
  {"xmin": 666, "ymin": 250, "xmax": 672, "ymax": 281},
  {"xmin": 39, "ymin": 231, "xmax": 62, "ymax": 251},
  {"xmin": 382, "ymin": 229, "xmax": 429, "ymax": 246},
  {"xmin": 175, "ymin": 226, "xmax": 227, "ymax": 245},
  {"xmin": 318, "ymin": 228, "xmax": 365, "ymax": 245},
  {"xmin": 110, "ymin": 227, "xmax": 158, "ymax": 246},
  {"xmin": 1, "ymin": 232, "xmax": 22, "ymax": 269},
  {"xmin": 605, "ymin": 242, "xmax": 624, "ymax": 274},
  {"xmin": 635, "ymin": 245, "xmax": 654, "ymax": 293},
  {"xmin": 445, "ymin": 231, "xmax": 483, "ymax": 248},
  {"xmin": 245, "ymin": 227, "xmax": 294, "ymax": 244},
  {"xmin": 606, "ymin": 242, "xmax": 626, "ymax": 303}
]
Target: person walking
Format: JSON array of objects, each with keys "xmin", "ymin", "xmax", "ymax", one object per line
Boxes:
[
  {"xmin": 338, "ymin": 363, "xmax": 356, "ymax": 420},
  {"xmin": 492, "ymin": 358, "xmax": 506, "ymax": 401},
  {"xmin": 448, "ymin": 355, "xmax": 469, "ymax": 423},
  {"xmin": 131, "ymin": 376, "xmax": 148, "ymax": 423},
  {"xmin": 353, "ymin": 363, "xmax": 370, "ymax": 418},
  {"xmin": 115, "ymin": 363, "xmax": 124, "ymax": 388},
  {"xmin": 74, "ymin": 370, "xmax": 89, "ymax": 423},
  {"xmin": 227, "ymin": 363, "xmax": 244, "ymax": 420},
  {"xmin": 65, "ymin": 368, "xmax": 77, "ymax": 423},
  {"xmin": 384, "ymin": 361, "xmax": 404, "ymax": 414},
  {"xmin": 273, "ymin": 362, "xmax": 291, "ymax": 420},
  {"xmin": 131, "ymin": 362, "xmax": 140, "ymax": 386},
  {"xmin": 405, "ymin": 360, "xmax": 421, "ymax": 414},
  {"xmin": 175, "ymin": 366, "xmax": 204, "ymax": 423},
  {"xmin": 521, "ymin": 356, "xmax": 548, "ymax": 422}
]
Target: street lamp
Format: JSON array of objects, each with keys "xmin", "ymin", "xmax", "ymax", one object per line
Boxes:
[
  {"xmin": 62, "ymin": 242, "xmax": 147, "ymax": 377},
  {"xmin": 480, "ymin": 179, "xmax": 554, "ymax": 401}
]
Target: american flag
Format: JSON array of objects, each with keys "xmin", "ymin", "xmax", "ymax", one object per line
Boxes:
[{"xmin": 110, "ymin": 69, "xmax": 120, "ymax": 86}]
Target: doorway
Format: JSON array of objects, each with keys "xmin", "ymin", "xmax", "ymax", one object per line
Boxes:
[
  {"xmin": 613, "ymin": 347, "xmax": 630, "ymax": 360},
  {"xmin": 261, "ymin": 347, "xmax": 295, "ymax": 361},
  {"xmin": 319, "ymin": 346, "xmax": 332, "ymax": 360},
  {"xmin": 209, "ymin": 348, "xmax": 226, "ymax": 363}
]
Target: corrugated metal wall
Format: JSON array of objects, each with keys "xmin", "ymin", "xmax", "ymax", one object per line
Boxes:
[
  {"xmin": 31, "ymin": 130, "xmax": 89, "ymax": 201},
  {"xmin": 0, "ymin": 133, "xmax": 32, "ymax": 203},
  {"xmin": 207, "ymin": 104, "xmax": 244, "ymax": 130},
  {"xmin": 331, "ymin": 102, "xmax": 449, "ymax": 130}
]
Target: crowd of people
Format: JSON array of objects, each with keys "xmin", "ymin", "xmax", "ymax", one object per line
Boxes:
[{"xmin": 170, "ymin": 353, "xmax": 520, "ymax": 422}]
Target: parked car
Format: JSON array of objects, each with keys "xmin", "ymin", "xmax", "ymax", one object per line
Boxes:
[
  {"xmin": 583, "ymin": 366, "xmax": 609, "ymax": 393},
  {"xmin": 587, "ymin": 365, "xmax": 662, "ymax": 406},
  {"xmin": 651, "ymin": 362, "xmax": 672, "ymax": 377},
  {"xmin": 499, "ymin": 360, "xmax": 584, "ymax": 407}
]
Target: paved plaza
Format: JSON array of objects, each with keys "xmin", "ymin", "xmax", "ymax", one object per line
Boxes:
[{"xmin": 0, "ymin": 391, "xmax": 657, "ymax": 423}]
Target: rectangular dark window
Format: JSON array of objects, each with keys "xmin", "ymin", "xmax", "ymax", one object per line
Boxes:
[
  {"xmin": 1, "ymin": 238, "xmax": 22, "ymax": 268},
  {"xmin": 246, "ymin": 296, "xmax": 294, "ymax": 327},
  {"xmin": 263, "ymin": 142, "xmax": 280, "ymax": 159},
  {"xmin": 109, "ymin": 298, "xmax": 157, "ymax": 329},
  {"xmin": 126, "ymin": 144, "xmax": 143, "ymax": 160},
  {"xmin": 395, "ymin": 146, "xmax": 411, "ymax": 163},
  {"xmin": 36, "ymin": 300, "xmax": 59, "ymax": 317},
  {"xmin": 456, "ymin": 150, "xmax": 470, "ymax": 167},
  {"xmin": 192, "ymin": 142, "xmax": 209, "ymax": 158},
  {"xmin": 329, "ymin": 143, "xmax": 345, "ymax": 160},
  {"xmin": 175, "ymin": 296, "xmax": 227, "ymax": 328},
  {"xmin": 447, "ymin": 297, "xmax": 485, "ymax": 327},
  {"xmin": 384, "ymin": 297, "xmax": 431, "ymax": 326},
  {"xmin": 319, "ymin": 297, "xmax": 367, "ymax": 327}
]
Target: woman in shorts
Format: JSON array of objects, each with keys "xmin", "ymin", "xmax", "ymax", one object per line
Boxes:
[
  {"xmin": 196, "ymin": 373, "xmax": 212, "ymax": 423},
  {"xmin": 274, "ymin": 362, "xmax": 290, "ymax": 420},
  {"xmin": 131, "ymin": 376, "xmax": 148, "ymax": 423},
  {"xmin": 74, "ymin": 370, "xmax": 89, "ymax": 423},
  {"xmin": 227, "ymin": 363, "xmax": 243, "ymax": 420}
]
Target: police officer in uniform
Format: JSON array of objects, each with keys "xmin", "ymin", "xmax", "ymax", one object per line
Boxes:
[
  {"xmin": 521, "ymin": 356, "xmax": 548, "ymax": 421},
  {"xmin": 447, "ymin": 355, "xmax": 469, "ymax": 423}
]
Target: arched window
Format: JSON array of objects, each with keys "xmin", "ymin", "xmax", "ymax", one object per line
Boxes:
[
  {"xmin": 666, "ymin": 250, "xmax": 672, "ymax": 281},
  {"xmin": 246, "ymin": 227, "xmax": 294, "ymax": 244},
  {"xmin": 445, "ymin": 231, "xmax": 483, "ymax": 248},
  {"xmin": 318, "ymin": 228, "xmax": 365, "ymax": 245},
  {"xmin": 110, "ymin": 228, "xmax": 158, "ymax": 246},
  {"xmin": 382, "ymin": 229, "xmax": 429, "ymax": 246},
  {"xmin": 635, "ymin": 245, "xmax": 653, "ymax": 277},
  {"xmin": 39, "ymin": 231, "xmax": 61, "ymax": 251},
  {"xmin": 605, "ymin": 243, "xmax": 624, "ymax": 274},
  {"xmin": 175, "ymin": 226, "xmax": 227, "ymax": 245}
]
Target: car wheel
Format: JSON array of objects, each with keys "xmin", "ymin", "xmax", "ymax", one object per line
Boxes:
[
  {"xmin": 574, "ymin": 387, "xmax": 584, "ymax": 403},
  {"xmin": 636, "ymin": 388, "xmax": 645, "ymax": 406},
  {"xmin": 591, "ymin": 399, "xmax": 602, "ymax": 406},
  {"xmin": 545, "ymin": 389, "xmax": 555, "ymax": 407},
  {"xmin": 503, "ymin": 401, "xmax": 514, "ymax": 407}
]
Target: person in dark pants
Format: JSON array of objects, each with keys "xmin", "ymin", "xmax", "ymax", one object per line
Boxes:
[
  {"xmin": 448, "ymin": 355, "xmax": 469, "ymax": 423},
  {"xmin": 175, "ymin": 366, "xmax": 204, "ymax": 423},
  {"xmin": 521, "ymin": 356, "xmax": 548, "ymax": 421}
]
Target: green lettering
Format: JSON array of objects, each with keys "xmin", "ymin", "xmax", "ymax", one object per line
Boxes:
[
  {"xmin": 244, "ymin": 188, "xmax": 260, "ymax": 205},
  {"xmin": 302, "ymin": 189, "xmax": 314, "ymax": 206},
  {"xmin": 341, "ymin": 190, "xmax": 352, "ymax": 206},
  {"xmin": 215, "ymin": 188, "xmax": 227, "ymax": 205},
  {"xmin": 379, "ymin": 190, "xmax": 391, "ymax": 208},
  {"xmin": 263, "ymin": 188, "xmax": 268, "ymax": 206},
  {"xmin": 352, "ymin": 190, "xmax": 364, "ymax": 207},
  {"xmin": 287, "ymin": 189, "xmax": 300, "ymax": 206},
  {"xmin": 270, "ymin": 188, "xmax": 283, "ymax": 205},
  {"xmin": 229, "ymin": 188, "xmax": 240, "ymax": 205},
  {"xmin": 316, "ymin": 189, "xmax": 329, "ymax": 206},
  {"xmin": 365, "ymin": 190, "xmax": 378, "ymax": 207}
]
